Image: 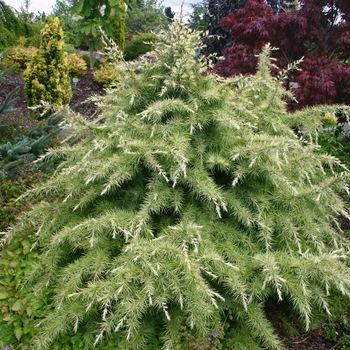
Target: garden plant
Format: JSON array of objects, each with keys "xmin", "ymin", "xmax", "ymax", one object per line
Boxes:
[
  {"xmin": 1, "ymin": 20, "xmax": 350, "ymax": 350},
  {"xmin": 24, "ymin": 17, "xmax": 72, "ymax": 109},
  {"xmin": 214, "ymin": 0, "xmax": 350, "ymax": 109}
]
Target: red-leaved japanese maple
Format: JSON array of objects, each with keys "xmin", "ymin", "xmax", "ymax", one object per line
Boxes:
[{"xmin": 214, "ymin": 0, "xmax": 350, "ymax": 109}]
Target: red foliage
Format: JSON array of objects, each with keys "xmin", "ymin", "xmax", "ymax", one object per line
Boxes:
[{"xmin": 214, "ymin": 0, "xmax": 350, "ymax": 109}]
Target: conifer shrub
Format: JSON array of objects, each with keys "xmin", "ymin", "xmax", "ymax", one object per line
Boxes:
[
  {"xmin": 24, "ymin": 17, "xmax": 72, "ymax": 108},
  {"xmin": 0, "ymin": 113, "xmax": 62, "ymax": 177},
  {"xmin": 3, "ymin": 22, "xmax": 350, "ymax": 349},
  {"xmin": 0, "ymin": 0, "xmax": 37, "ymax": 50},
  {"xmin": 111, "ymin": 2, "xmax": 126, "ymax": 52}
]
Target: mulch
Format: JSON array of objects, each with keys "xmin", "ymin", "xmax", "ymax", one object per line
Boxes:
[{"xmin": 0, "ymin": 70, "xmax": 105, "ymax": 120}]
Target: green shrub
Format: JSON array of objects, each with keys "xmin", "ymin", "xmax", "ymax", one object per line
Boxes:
[
  {"xmin": 65, "ymin": 43, "xmax": 76, "ymax": 54},
  {"xmin": 4, "ymin": 38, "xmax": 38, "ymax": 70},
  {"xmin": 124, "ymin": 32, "xmax": 156, "ymax": 60},
  {"xmin": 0, "ymin": 20, "xmax": 16, "ymax": 50},
  {"xmin": 3, "ymin": 21, "xmax": 350, "ymax": 350},
  {"xmin": 67, "ymin": 53, "xmax": 87, "ymax": 79},
  {"xmin": 93, "ymin": 59, "xmax": 119, "ymax": 86},
  {"xmin": 24, "ymin": 17, "xmax": 72, "ymax": 108}
]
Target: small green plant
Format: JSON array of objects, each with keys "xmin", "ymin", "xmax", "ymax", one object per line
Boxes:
[
  {"xmin": 93, "ymin": 59, "xmax": 120, "ymax": 86},
  {"xmin": 0, "ymin": 167, "xmax": 45, "ymax": 231},
  {"xmin": 176, "ymin": 327, "xmax": 222, "ymax": 349},
  {"xmin": 65, "ymin": 43, "xmax": 76, "ymax": 53},
  {"xmin": 338, "ymin": 334, "xmax": 350, "ymax": 350},
  {"xmin": 318, "ymin": 113, "xmax": 344, "ymax": 157},
  {"xmin": 324, "ymin": 325, "xmax": 338, "ymax": 341}
]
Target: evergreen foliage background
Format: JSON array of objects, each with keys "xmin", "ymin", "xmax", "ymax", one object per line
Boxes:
[
  {"xmin": 0, "ymin": 0, "xmax": 37, "ymax": 50},
  {"xmin": 4, "ymin": 21, "xmax": 350, "ymax": 349}
]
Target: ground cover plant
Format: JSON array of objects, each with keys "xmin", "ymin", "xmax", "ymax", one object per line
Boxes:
[{"xmin": 2, "ymin": 20, "xmax": 350, "ymax": 350}]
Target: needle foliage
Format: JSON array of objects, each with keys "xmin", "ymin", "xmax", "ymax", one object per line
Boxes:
[
  {"xmin": 5, "ymin": 21, "xmax": 350, "ymax": 349},
  {"xmin": 24, "ymin": 17, "xmax": 72, "ymax": 109}
]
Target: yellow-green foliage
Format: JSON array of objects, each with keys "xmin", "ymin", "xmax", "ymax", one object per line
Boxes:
[
  {"xmin": 4, "ymin": 38, "xmax": 38, "ymax": 70},
  {"xmin": 67, "ymin": 53, "xmax": 87, "ymax": 78},
  {"xmin": 93, "ymin": 59, "xmax": 119, "ymax": 86},
  {"xmin": 111, "ymin": 2, "xmax": 126, "ymax": 51},
  {"xmin": 24, "ymin": 17, "xmax": 72, "ymax": 107}
]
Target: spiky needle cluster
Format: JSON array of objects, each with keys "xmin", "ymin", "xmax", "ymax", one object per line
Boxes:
[{"xmin": 8, "ymin": 21, "xmax": 350, "ymax": 349}]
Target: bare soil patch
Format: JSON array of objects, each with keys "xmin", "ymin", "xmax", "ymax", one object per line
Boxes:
[{"xmin": 0, "ymin": 70, "xmax": 105, "ymax": 120}]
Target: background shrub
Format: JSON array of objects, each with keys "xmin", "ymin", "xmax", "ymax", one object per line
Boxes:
[
  {"xmin": 0, "ymin": 0, "xmax": 38, "ymax": 50},
  {"xmin": 67, "ymin": 53, "xmax": 87, "ymax": 79},
  {"xmin": 124, "ymin": 32, "xmax": 156, "ymax": 61},
  {"xmin": 93, "ymin": 59, "xmax": 119, "ymax": 86},
  {"xmin": 81, "ymin": 53, "xmax": 102, "ymax": 70},
  {"xmin": 4, "ymin": 39, "xmax": 38, "ymax": 71}
]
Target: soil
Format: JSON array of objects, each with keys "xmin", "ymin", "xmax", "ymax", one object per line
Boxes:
[
  {"xmin": 1, "ymin": 71, "xmax": 349, "ymax": 350},
  {"xmin": 0, "ymin": 70, "xmax": 105, "ymax": 120}
]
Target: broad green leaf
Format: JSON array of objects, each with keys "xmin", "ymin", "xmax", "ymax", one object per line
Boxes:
[
  {"xmin": 71, "ymin": 0, "xmax": 84, "ymax": 14},
  {"xmin": 11, "ymin": 299, "xmax": 22, "ymax": 311},
  {"xmin": 108, "ymin": 0, "xmax": 117, "ymax": 7},
  {"xmin": 21, "ymin": 239, "xmax": 32, "ymax": 255},
  {"xmin": 0, "ymin": 291, "xmax": 9, "ymax": 300},
  {"xmin": 15, "ymin": 326, "xmax": 23, "ymax": 341},
  {"xmin": 91, "ymin": 25, "xmax": 97, "ymax": 37},
  {"xmin": 83, "ymin": 3, "xmax": 91, "ymax": 17}
]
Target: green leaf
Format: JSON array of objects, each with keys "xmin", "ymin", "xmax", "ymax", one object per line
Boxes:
[
  {"xmin": 71, "ymin": 0, "xmax": 84, "ymax": 14},
  {"xmin": 11, "ymin": 299, "xmax": 22, "ymax": 311},
  {"xmin": 26, "ymin": 305, "xmax": 33, "ymax": 317},
  {"xmin": 15, "ymin": 326, "xmax": 23, "ymax": 341},
  {"xmin": 91, "ymin": 25, "xmax": 97, "ymax": 37},
  {"xmin": 81, "ymin": 25, "xmax": 91, "ymax": 35},
  {"xmin": 0, "ymin": 291, "xmax": 9, "ymax": 300},
  {"xmin": 108, "ymin": 0, "xmax": 117, "ymax": 7},
  {"xmin": 21, "ymin": 239, "xmax": 32, "ymax": 255},
  {"xmin": 83, "ymin": 3, "xmax": 91, "ymax": 17}
]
